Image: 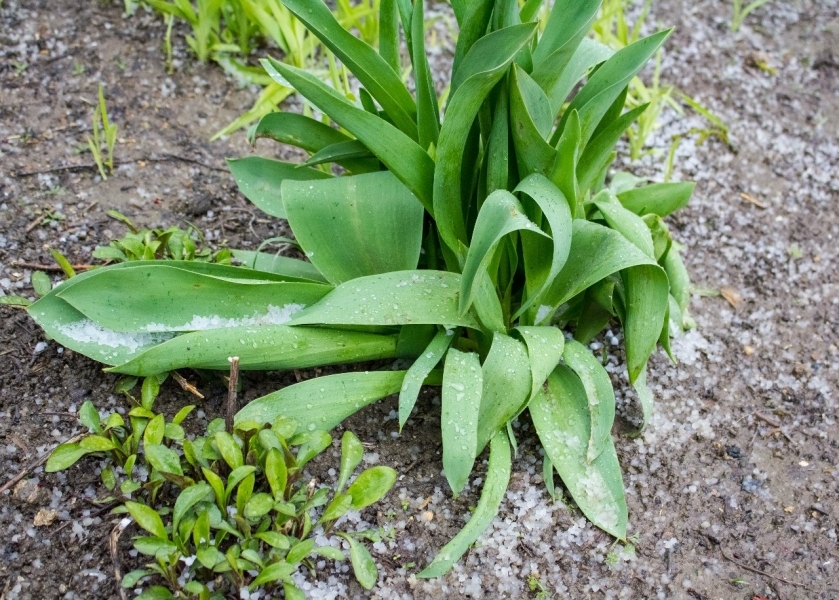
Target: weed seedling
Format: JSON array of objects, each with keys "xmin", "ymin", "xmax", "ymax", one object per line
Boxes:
[
  {"xmin": 731, "ymin": 0, "xmax": 774, "ymax": 31},
  {"xmin": 86, "ymin": 84, "xmax": 118, "ymax": 179}
]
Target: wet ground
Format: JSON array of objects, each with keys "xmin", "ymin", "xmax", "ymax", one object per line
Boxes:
[{"xmin": 1, "ymin": 0, "xmax": 837, "ymax": 599}]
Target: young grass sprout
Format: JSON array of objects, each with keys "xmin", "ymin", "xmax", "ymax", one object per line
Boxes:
[{"xmin": 87, "ymin": 84, "xmax": 118, "ymax": 180}]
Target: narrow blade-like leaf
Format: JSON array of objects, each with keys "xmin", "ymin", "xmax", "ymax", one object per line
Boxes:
[
  {"xmin": 476, "ymin": 334, "xmax": 530, "ymax": 453},
  {"xmin": 399, "ymin": 329, "xmax": 453, "ymax": 430},
  {"xmin": 441, "ymin": 349, "xmax": 482, "ymax": 495}
]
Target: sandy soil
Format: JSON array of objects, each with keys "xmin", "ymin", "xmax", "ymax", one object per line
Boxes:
[{"xmin": 1, "ymin": 1, "xmax": 837, "ymax": 599}]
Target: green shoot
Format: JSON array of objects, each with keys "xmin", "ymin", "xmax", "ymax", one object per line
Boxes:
[
  {"xmin": 731, "ymin": 0, "xmax": 775, "ymax": 31},
  {"xmin": 86, "ymin": 85, "xmax": 118, "ymax": 180}
]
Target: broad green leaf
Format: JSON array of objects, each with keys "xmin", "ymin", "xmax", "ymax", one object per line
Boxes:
[
  {"xmin": 227, "ymin": 157, "xmax": 331, "ymax": 220},
  {"xmin": 344, "ymin": 535, "xmax": 378, "ymax": 589},
  {"xmin": 643, "ymin": 214, "xmax": 673, "ymax": 262},
  {"xmin": 255, "ymin": 531, "xmax": 290, "ymax": 549},
  {"xmin": 485, "ymin": 84, "xmax": 510, "ymax": 194},
  {"xmin": 145, "ymin": 444, "xmax": 184, "ymax": 476},
  {"xmin": 450, "ymin": 1, "xmax": 494, "ymax": 83},
  {"xmin": 261, "ymin": 58, "xmax": 434, "ymax": 213},
  {"xmin": 283, "ymin": 583, "xmax": 306, "ymax": 600},
  {"xmin": 459, "ymin": 190, "xmax": 547, "ymax": 315},
  {"xmin": 78, "ymin": 400, "xmax": 101, "ymax": 434},
  {"xmin": 510, "ymin": 65, "xmax": 556, "ymax": 176},
  {"xmin": 621, "ymin": 264, "xmax": 669, "ymax": 382},
  {"xmin": 577, "ymin": 104, "xmax": 650, "ymax": 192},
  {"xmin": 196, "ymin": 545, "xmax": 225, "ymax": 569},
  {"xmin": 235, "ymin": 370, "xmax": 407, "ymax": 430},
  {"xmin": 0, "ymin": 295, "xmax": 31, "ymax": 306},
  {"xmin": 79, "ymin": 435, "xmax": 117, "ymax": 452},
  {"xmin": 121, "ymin": 569, "xmax": 151, "ymax": 589},
  {"xmin": 244, "ymin": 492, "xmax": 275, "ymax": 520},
  {"xmin": 294, "ymin": 430, "xmax": 332, "ymax": 469},
  {"xmin": 231, "ymin": 250, "xmax": 327, "ymax": 283},
  {"xmin": 379, "ymin": 0, "xmax": 400, "ymax": 71},
  {"xmin": 172, "ymin": 483, "xmax": 212, "ymax": 532},
  {"xmin": 435, "ymin": 23, "xmax": 538, "ymax": 252},
  {"xmin": 287, "ymin": 538, "xmax": 315, "ymax": 564},
  {"xmin": 250, "ymin": 561, "xmax": 295, "ymax": 588},
  {"xmin": 541, "ymin": 220, "xmax": 660, "ymax": 315},
  {"xmin": 215, "ymin": 432, "xmax": 243, "ymax": 470},
  {"xmin": 283, "ymin": 172, "xmax": 424, "ymax": 285},
  {"xmin": 45, "ymin": 442, "xmax": 90, "ymax": 472},
  {"xmin": 337, "ymin": 431, "xmax": 363, "ymax": 493},
  {"xmin": 250, "ymin": 111, "xmax": 352, "ymax": 152},
  {"xmin": 347, "ymin": 466, "xmax": 397, "ymax": 509},
  {"xmin": 125, "ymin": 501, "xmax": 167, "ymax": 539},
  {"xmin": 476, "ymin": 335, "xmax": 530, "ymax": 452},
  {"xmin": 135, "ymin": 586, "xmax": 173, "ymax": 600},
  {"xmin": 441, "ymin": 349, "xmax": 482, "ymax": 495},
  {"xmin": 49, "ymin": 248, "xmax": 75, "ymax": 279},
  {"xmin": 108, "ymin": 325, "xmax": 398, "ymax": 376},
  {"xmin": 514, "ymin": 174, "xmax": 573, "ymax": 319},
  {"xmin": 314, "ymin": 545, "xmax": 346, "ymax": 561},
  {"xmin": 664, "ymin": 244, "xmax": 691, "ymax": 327},
  {"xmin": 320, "ymin": 492, "xmax": 352, "ymax": 523},
  {"xmin": 418, "ymin": 429, "xmax": 511, "ymax": 578},
  {"xmin": 280, "ymin": 0, "xmax": 417, "ymax": 138},
  {"xmin": 141, "ymin": 376, "xmax": 159, "ymax": 409},
  {"xmin": 202, "ymin": 467, "xmax": 225, "ymax": 510},
  {"xmin": 57, "ymin": 264, "xmax": 331, "ymax": 333},
  {"xmin": 542, "ymin": 38, "xmax": 614, "ymax": 121},
  {"xmin": 563, "ymin": 339, "xmax": 616, "ymax": 463},
  {"xmin": 530, "ymin": 366, "xmax": 627, "ymax": 539},
  {"xmin": 557, "ymin": 30, "xmax": 671, "ymax": 145},
  {"xmin": 473, "ymin": 270, "xmax": 507, "ymax": 333},
  {"xmin": 31, "ymin": 270, "xmax": 52, "ymax": 298},
  {"xmin": 133, "ymin": 537, "xmax": 178, "ymax": 558},
  {"xmin": 617, "ymin": 182, "xmax": 695, "ymax": 217},
  {"xmin": 265, "ymin": 448, "xmax": 288, "ymax": 500},
  {"xmin": 290, "ymin": 271, "xmax": 481, "ymax": 329},
  {"xmin": 227, "ymin": 466, "xmax": 257, "ymax": 501},
  {"xmin": 399, "ymin": 329, "xmax": 453, "ymax": 430},
  {"xmin": 515, "ymin": 326, "xmax": 565, "ymax": 401},
  {"xmin": 591, "ymin": 191, "xmax": 656, "ymax": 259},
  {"xmin": 144, "ymin": 414, "xmax": 165, "ymax": 446}
]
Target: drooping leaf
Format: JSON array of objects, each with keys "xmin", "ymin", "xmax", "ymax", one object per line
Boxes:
[
  {"xmin": 231, "ymin": 250, "xmax": 327, "ymax": 283},
  {"xmin": 418, "ymin": 429, "xmax": 512, "ymax": 578},
  {"xmin": 290, "ymin": 270, "xmax": 481, "ymax": 329},
  {"xmin": 529, "ymin": 366, "xmax": 627, "ymax": 539},
  {"xmin": 514, "ymin": 173, "xmax": 573, "ymax": 318},
  {"xmin": 510, "ymin": 65, "xmax": 556, "ymax": 176},
  {"xmin": 620, "ymin": 263, "xmax": 669, "ymax": 382},
  {"xmin": 562, "ymin": 339, "xmax": 616, "ymax": 463},
  {"xmin": 108, "ymin": 325, "xmax": 398, "ymax": 376},
  {"xmin": 531, "ymin": 0, "xmax": 601, "ymax": 68},
  {"xmin": 459, "ymin": 190, "xmax": 547, "ymax": 315},
  {"xmin": 590, "ymin": 191, "xmax": 656, "ymax": 259},
  {"xmin": 542, "ymin": 38, "xmax": 614, "ymax": 121},
  {"xmin": 344, "ymin": 534, "xmax": 378, "ymax": 589},
  {"xmin": 515, "ymin": 325, "xmax": 565, "ymax": 401},
  {"xmin": 283, "ymin": 171, "xmax": 424, "ymax": 284},
  {"xmin": 227, "ymin": 157, "xmax": 331, "ymax": 220},
  {"xmin": 45, "ymin": 442, "xmax": 90, "ymax": 472},
  {"xmin": 441, "ymin": 349, "xmax": 482, "ymax": 496},
  {"xmin": 235, "ymin": 370, "xmax": 407, "ymax": 431},
  {"xmin": 399, "ymin": 329, "xmax": 453, "ymax": 430}
]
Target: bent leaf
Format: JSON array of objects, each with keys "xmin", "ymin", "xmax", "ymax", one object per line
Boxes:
[
  {"xmin": 530, "ymin": 366, "xmax": 627, "ymax": 539},
  {"xmin": 399, "ymin": 329, "xmax": 453, "ymax": 430},
  {"xmin": 617, "ymin": 181, "xmax": 695, "ymax": 217},
  {"xmin": 515, "ymin": 325, "xmax": 565, "ymax": 402},
  {"xmin": 476, "ymin": 333, "xmax": 530, "ymax": 453}
]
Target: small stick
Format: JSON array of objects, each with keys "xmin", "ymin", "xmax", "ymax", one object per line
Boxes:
[
  {"xmin": 0, "ymin": 433, "xmax": 85, "ymax": 495},
  {"xmin": 740, "ymin": 192, "xmax": 768, "ymax": 208},
  {"xmin": 754, "ymin": 412, "xmax": 781, "ymax": 427},
  {"xmin": 110, "ymin": 519, "xmax": 130, "ymax": 600},
  {"xmin": 171, "ymin": 371, "xmax": 205, "ymax": 399},
  {"xmin": 719, "ymin": 545, "xmax": 811, "ymax": 590},
  {"xmin": 25, "ymin": 215, "xmax": 46, "ymax": 233},
  {"xmin": 11, "ymin": 261, "xmax": 94, "ymax": 272},
  {"xmin": 226, "ymin": 357, "xmax": 240, "ymax": 434}
]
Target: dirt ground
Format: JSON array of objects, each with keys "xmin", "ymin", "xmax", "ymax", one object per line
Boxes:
[{"xmin": 1, "ymin": 0, "xmax": 838, "ymax": 599}]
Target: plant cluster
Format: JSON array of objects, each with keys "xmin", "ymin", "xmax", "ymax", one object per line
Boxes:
[
  {"xmin": 47, "ymin": 376, "xmax": 396, "ymax": 598},
  {"xmin": 87, "ymin": 84, "xmax": 119, "ymax": 180},
  {"xmin": 31, "ymin": 0, "xmax": 696, "ymax": 578}
]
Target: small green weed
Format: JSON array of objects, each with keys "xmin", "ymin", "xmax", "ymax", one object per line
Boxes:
[
  {"xmin": 47, "ymin": 376, "xmax": 396, "ymax": 597},
  {"xmin": 731, "ymin": 0, "xmax": 774, "ymax": 31},
  {"xmin": 86, "ymin": 85, "xmax": 118, "ymax": 180}
]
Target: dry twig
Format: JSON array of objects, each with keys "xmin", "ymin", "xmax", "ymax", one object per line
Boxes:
[
  {"xmin": 740, "ymin": 192, "xmax": 768, "ymax": 208},
  {"xmin": 0, "ymin": 433, "xmax": 84, "ymax": 495},
  {"xmin": 171, "ymin": 371, "xmax": 205, "ymax": 399},
  {"xmin": 226, "ymin": 356, "xmax": 240, "ymax": 434},
  {"xmin": 110, "ymin": 520, "xmax": 130, "ymax": 600},
  {"xmin": 719, "ymin": 545, "xmax": 811, "ymax": 591}
]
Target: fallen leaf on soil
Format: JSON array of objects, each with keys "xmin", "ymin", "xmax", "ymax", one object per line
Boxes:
[
  {"xmin": 13, "ymin": 479, "xmax": 40, "ymax": 504},
  {"xmin": 720, "ymin": 287, "xmax": 741, "ymax": 307},
  {"xmin": 420, "ymin": 511, "xmax": 434, "ymax": 522},
  {"xmin": 34, "ymin": 508, "xmax": 58, "ymax": 526},
  {"xmin": 784, "ymin": 506, "xmax": 795, "ymax": 513}
]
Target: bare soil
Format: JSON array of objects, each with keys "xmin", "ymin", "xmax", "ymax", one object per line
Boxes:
[{"xmin": 1, "ymin": 1, "xmax": 837, "ymax": 599}]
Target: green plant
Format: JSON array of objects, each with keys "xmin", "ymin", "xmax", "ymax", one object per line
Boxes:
[
  {"xmin": 92, "ymin": 210, "xmax": 232, "ymax": 264},
  {"xmin": 47, "ymin": 377, "xmax": 396, "ymax": 597},
  {"xmin": 87, "ymin": 84, "xmax": 118, "ymax": 179},
  {"xmin": 731, "ymin": 0, "xmax": 773, "ymax": 31},
  {"xmin": 30, "ymin": 0, "xmax": 696, "ymax": 577}
]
